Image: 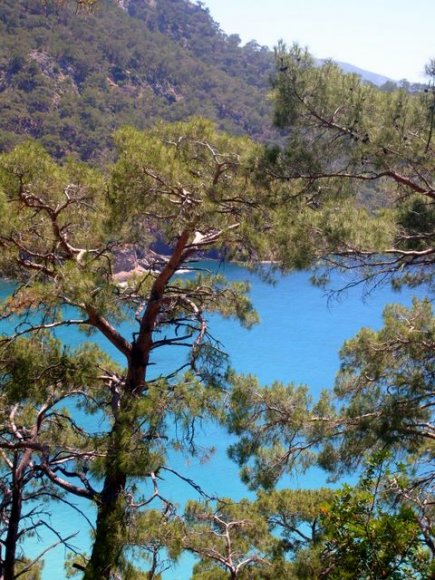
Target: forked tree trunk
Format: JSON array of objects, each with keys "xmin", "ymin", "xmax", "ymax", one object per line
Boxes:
[{"xmin": 85, "ymin": 234, "xmax": 191, "ymax": 578}]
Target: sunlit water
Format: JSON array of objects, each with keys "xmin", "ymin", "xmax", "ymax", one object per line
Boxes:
[{"xmin": 0, "ymin": 264, "xmax": 428, "ymax": 578}]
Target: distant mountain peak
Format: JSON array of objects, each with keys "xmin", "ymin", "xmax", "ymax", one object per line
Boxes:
[{"xmin": 335, "ymin": 61, "xmax": 393, "ymax": 86}]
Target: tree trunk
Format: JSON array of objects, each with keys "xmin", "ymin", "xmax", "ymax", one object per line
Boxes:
[
  {"xmin": 84, "ymin": 411, "xmax": 129, "ymax": 580},
  {"xmin": 84, "ymin": 370, "xmax": 144, "ymax": 580},
  {"xmin": 84, "ymin": 472, "xmax": 127, "ymax": 579},
  {"xmin": 4, "ymin": 465, "xmax": 23, "ymax": 580}
]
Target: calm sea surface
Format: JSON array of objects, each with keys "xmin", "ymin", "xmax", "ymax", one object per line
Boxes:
[{"xmin": 0, "ymin": 264, "xmax": 428, "ymax": 578}]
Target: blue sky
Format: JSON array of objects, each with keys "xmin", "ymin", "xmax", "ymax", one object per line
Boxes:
[{"xmin": 200, "ymin": 0, "xmax": 434, "ymax": 82}]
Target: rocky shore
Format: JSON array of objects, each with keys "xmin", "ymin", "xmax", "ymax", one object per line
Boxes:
[{"xmin": 112, "ymin": 244, "xmax": 166, "ymax": 281}]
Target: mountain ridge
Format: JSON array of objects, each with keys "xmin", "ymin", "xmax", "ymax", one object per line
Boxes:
[{"xmin": 335, "ymin": 61, "xmax": 392, "ymax": 86}]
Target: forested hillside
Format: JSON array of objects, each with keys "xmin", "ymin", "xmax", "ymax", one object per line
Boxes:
[{"xmin": 0, "ymin": 0, "xmax": 275, "ymax": 161}]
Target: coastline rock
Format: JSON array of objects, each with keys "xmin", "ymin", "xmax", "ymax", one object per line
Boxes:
[{"xmin": 112, "ymin": 244, "xmax": 166, "ymax": 281}]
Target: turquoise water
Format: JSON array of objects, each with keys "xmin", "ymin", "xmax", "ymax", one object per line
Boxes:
[{"xmin": 0, "ymin": 265, "xmax": 428, "ymax": 578}]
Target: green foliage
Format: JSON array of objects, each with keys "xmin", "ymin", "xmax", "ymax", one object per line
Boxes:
[
  {"xmin": 272, "ymin": 195, "xmax": 396, "ymax": 271},
  {"xmin": 109, "ymin": 119, "xmax": 274, "ymax": 264},
  {"xmin": 397, "ymin": 196, "xmax": 435, "ymax": 251},
  {"xmin": 0, "ymin": 333, "xmax": 106, "ymax": 404},
  {"xmin": 325, "ymin": 298, "xmax": 435, "ymax": 473},
  {"xmin": 226, "ymin": 375, "xmax": 335, "ymax": 489},
  {"xmin": 270, "ymin": 43, "xmax": 435, "ymax": 287},
  {"xmin": 320, "ymin": 454, "xmax": 432, "ymax": 579},
  {"xmin": 256, "ymin": 487, "xmax": 333, "ymax": 556}
]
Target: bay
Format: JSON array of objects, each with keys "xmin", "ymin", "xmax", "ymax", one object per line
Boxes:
[{"xmin": 0, "ymin": 264, "xmax": 427, "ymax": 578}]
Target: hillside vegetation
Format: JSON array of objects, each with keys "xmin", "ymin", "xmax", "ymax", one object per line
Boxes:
[{"xmin": 0, "ymin": 0, "xmax": 276, "ymax": 161}]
